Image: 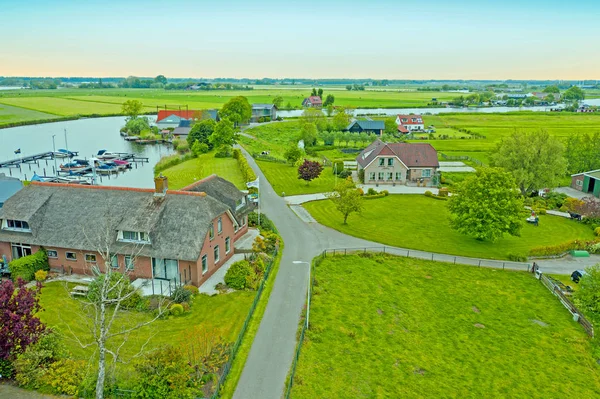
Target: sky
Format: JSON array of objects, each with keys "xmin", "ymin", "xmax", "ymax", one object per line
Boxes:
[{"xmin": 0, "ymin": 0, "xmax": 599, "ymax": 80}]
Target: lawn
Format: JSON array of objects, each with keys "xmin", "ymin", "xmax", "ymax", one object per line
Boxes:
[
  {"xmin": 0, "ymin": 97, "xmax": 150, "ymax": 117},
  {"xmin": 160, "ymin": 151, "xmax": 247, "ymax": 190},
  {"xmin": 303, "ymin": 195, "xmax": 596, "ymax": 260},
  {"xmin": 257, "ymin": 160, "xmax": 336, "ymax": 196},
  {"xmin": 0, "ymin": 103, "xmax": 60, "ymax": 125},
  {"xmin": 38, "ymin": 282, "xmax": 254, "ymax": 380},
  {"xmin": 290, "ymin": 254, "xmax": 600, "ymax": 399}
]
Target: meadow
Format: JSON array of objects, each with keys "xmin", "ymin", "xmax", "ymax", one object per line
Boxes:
[
  {"xmin": 303, "ymin": 195, "xmax": 596, "ymax": 259},
  {"xmin": 256, "ymin": 160, "xmax": 337, "ymax": 196},
  {"xmin": 290, "ymin": 254, "xmax": 600, "ymax": 398},
  {"xmin": 0, "ymin": 103, "xmax": 61, "ymax": 125}
]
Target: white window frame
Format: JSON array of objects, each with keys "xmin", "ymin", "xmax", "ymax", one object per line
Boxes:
[
  {"xmin": 85, "ymin": 253, "xmax": 97, "ymax": 263},
  {"xmin": 388, "ymin": 158, "xmax": 394, "ymax": 166},
  {"xmin": 3, "ymin": 219, "xmax": 31, "ymax": 232},
  {"xmin": 379, "ymin": 158, "xmax": 385, "ymax": 166},
  {"xmin": 214, "ymin": 245, "xmax": 220, "ymax": 263},
  {"xmin": 387, "ymin": 172, "xmax": 393, "ymax": 181},
  {"xmin": 11, "ymin": 242, "xmax": 32, "ymax": 259},
  {"xmin": 47, "ymin": 249, "xmax": 58, "ymax": 259},
  {"xmin": 225, "ymin": 237, "xmax": 231, "ymax": 254},
  {"xmin": 210, "ymin": 224, "xmax": 215, "ymax": 240},
  {"xmin": 66, "ymin": 252, "xmax": 77, "ymax": 261},
  {"xmin": 110, "ymin": 254, "xmax": 119, "ymax": 269},
  {"xmin": 423, "ymin": 169, "xmax": 431, "ymax": 178},
  {"xmin": 395, "ymin": 172, "xmax": 402, "ymax": 181},
  {"xmin": 378, "ymin": 172, "xmax": 384, "ymax": 180},
  {"xmin": 124, "ymin": 255, "xmax": 134, "ymax": 271},
  {"xmin": 202, "ymin": 254, "xmax": 208, "ymax": 275},
  {"xmin": 369, "ymin": 172, "xmax": 376, "ymax": 180},
  {"xmin": 120, "ymin": 231, "xmax": 150, "ymax": 244},
  {"xmin": 218, "ymin": 217, "xmax": 223, "ymax": 234}
]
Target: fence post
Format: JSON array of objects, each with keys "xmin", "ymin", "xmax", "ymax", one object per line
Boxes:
[
  {"xmin": 431, "ymin": 253, "xmax": 434, "ymax": 261},
  {"xmin": 454, "ymin": 257, "xmax": 456, "ymax": 264},
  {"xmin": 383, "ymin": 247, "xmax": 386, "ymax": 254},
  {"xmin": 345, "ymin": 249, "xmax": 347, "ymax": 255},
  {"xmin": 407, "ymin": 250, "xmax": 410, "ymax": 257},
  {"xmin": 478, "ymin": 260, "xmax": 481, "ymax": 267},
  {"xmin": 503, "ymin": 262, "xmax": 505, "ymax": 270}
]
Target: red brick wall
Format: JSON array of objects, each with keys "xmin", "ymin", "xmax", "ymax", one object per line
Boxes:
[
  {"xmin": 195, "ymin": 212, "xmax": 238, "ymax": 286},
  {"xmin": 572, "ymin": 175, "xmax": 584, "ymax": 191}
]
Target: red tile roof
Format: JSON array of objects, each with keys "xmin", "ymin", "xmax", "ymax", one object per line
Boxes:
[
  {"xmin": 356, "ymin": 140, "xmax": 438, "ymax": 169},
  {"xmin": 397, "ymin": 125, "xmax": 409, "ymax": 133},
  {"xmin": 397, "ymin": 114, "xmax": 423, "ymax": 125},
  {"xmin": 156, "ymin": 110, "xmax": 203, "ymax": 122},
  {"xmin": 305, "ymin": 96, "xmax": 322, "ymax": 105}
]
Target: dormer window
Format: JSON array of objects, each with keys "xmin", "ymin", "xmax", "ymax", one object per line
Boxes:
[
  {"xmin": 119, "ymin": 231, "xmax": 150, "ymax": 244},
  {"xmin": 2, "ymin": 219, "xmax": 31, "ymax": 232}
]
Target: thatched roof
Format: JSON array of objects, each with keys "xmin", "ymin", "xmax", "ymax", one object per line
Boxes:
[
  {"xmin": 182, "ymin": 175, "xmax": 252, "ymax": 222},
  {"xmin": 0, "ymin": 183, "xmax": 231, "ymax": 261}
]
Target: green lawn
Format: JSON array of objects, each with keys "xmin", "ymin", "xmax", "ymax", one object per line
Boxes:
[
  {"xmin": 0, "ymin": 96, "xmax": 153, "ymax": 116},
  {"xmin": 38, "ymin": 282, "xmax": 253, "ymax": 381},
  {"xmin": 161, "ymin": 152, "xmax": 247, "ymax": 190},
  {"xmin": 257, "ymin": 160, "xmax": 336, "ymax": 196},
  {"xmin": 303, "ymin": 195, "xmax": 595, "ymax": 259},
  {"xmin": 0, "ymin": 103, "xmax": 60, "ymax": 125},
  {"xmin": 290, "ymin": 254, "xmax": 600, "ymax": 399}
]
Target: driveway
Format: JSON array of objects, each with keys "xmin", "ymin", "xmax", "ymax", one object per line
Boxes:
[
  {"xmin": 554, "ymin": 186, "xmax": 595, "ymax": 200},
  {"xmin": 0, "ymin": 384, "xmax": 58, "ymax": 398}
]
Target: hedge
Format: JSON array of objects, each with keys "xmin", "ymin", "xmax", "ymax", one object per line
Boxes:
[
  {"xmin": 233, "ymin": 148, "xmax": 257, "ymax": 182},
  {"xmin": 154, "ymin": 153, "xmax": 196, "ymax": 174},
  {"xmin": 529, "ymin": 239, "xmax": 600, "ymax": 257},
  {"xmin": 9, "ymin": 249, "xmax": 50, "ymax": 282}
]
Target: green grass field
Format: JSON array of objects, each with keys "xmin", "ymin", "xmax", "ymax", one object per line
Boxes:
[
  {"xmin": 290, "ymin": 254, "xmax": 600, "ymax": 399},
  {"xmin": 160, "ymin": 152, "xmax": 247, "ymax": 190},
  {"xmin": 0, "ymin": 103, "xmax": 60, "ymax": 124},
  {"xmin": 38, "ymin": 282, "xmax": 253, "ymax": 380},
  {"xmin": 257, "ymin": 160, "xmax": 336, "ymax": 196},
  {"xmin": 303, "ymin": 195, "xmax": 595, "ymax": 259}
]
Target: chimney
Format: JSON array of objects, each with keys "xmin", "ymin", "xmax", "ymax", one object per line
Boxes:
[{"xmin": 154, "ymin": 174, "xmax": 168, "ymax": 196}]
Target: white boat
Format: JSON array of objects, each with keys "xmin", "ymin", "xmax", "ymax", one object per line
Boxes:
[{"xmin": 96, "ymin": 149, "xmax": 119, "ymax": 160}]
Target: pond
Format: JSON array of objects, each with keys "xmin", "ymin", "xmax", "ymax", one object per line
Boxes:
[{"xmin": 0, "ymin": 116, "xmax": 173, "ymax": 189}]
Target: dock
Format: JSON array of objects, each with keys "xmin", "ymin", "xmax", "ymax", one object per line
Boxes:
[{"xmin": 0, "ymin": 151, "xmax": 79, "ymax": 168}]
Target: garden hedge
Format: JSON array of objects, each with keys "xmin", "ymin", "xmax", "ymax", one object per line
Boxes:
[{"xmin": 9, "ymin": 249, "xmax": 49, "ymax": 282}]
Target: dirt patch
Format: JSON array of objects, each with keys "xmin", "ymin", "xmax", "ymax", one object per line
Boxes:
[
  {"xmin": 425, "ymin": 275, "xmax": 432, "ymax": 279},
  {"xmin": 414, "ymin": 368, "xmax": 427, "ymax": 375},
  {"xmin": 472, "ymin": 306, "xmax": 481, "ymax": 313},
  {"xmin": 474, "ymin": 323, "xmax": 485, "ymax": 328},
  {"xmin": 377, "ymin": 308, "xmax": 384, "ymax": 315},
  {"xmin": 531, "ymin": 319, "xmax": 549, "ymax": 327}
]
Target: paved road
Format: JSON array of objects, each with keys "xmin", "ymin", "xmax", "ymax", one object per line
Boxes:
[{"xmin": 0, "ymin": 384, "xmax": 58, "ymax": 398}]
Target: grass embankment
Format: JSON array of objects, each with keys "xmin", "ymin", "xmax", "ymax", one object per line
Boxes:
[
  {"xmin": 257, "ymin": 160, "xmax": 336, "ymax": 196},
  {"xmin": 290, "ymin": 254, "xmax": 600, "ymax": 398},
  {"xmin": 38, "ymin": 282, "xmax": 253, "ymax": 379},
  {"xmin": 160, "ymin": 151, "xmax": 247, "ymax": 190},
  {"xmin": 303, "ymin": 195, "xmax": 595, "ymax": 260}
]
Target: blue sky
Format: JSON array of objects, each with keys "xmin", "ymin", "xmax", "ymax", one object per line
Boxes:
[{"xmin": 0, "ymin": 0, "xmax": 598, "ymax": 79}]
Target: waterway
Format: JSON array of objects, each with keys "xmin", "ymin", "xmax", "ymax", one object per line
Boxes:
[{"xmin": 0, "ymin": 116, "xmax": 173, "ymax": 188}]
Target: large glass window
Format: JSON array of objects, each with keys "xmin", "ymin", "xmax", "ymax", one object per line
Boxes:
[
  {"xmin": 110, "ymin": 254, "xmax": 119, "ymax": 269},
  {"xmin": 11, "ymin": 243, "xmax": 32, "ymax": 259},
  {"xmin": 5, "ymin": 220, "xmax": 30, "ymax": 231},
  {"xmin": 225, "ymin": 237, "xmax": 231, "ymax": 254},
  {"xmin": 124, "ymin": 256, "xmax": 134, "ymax": 271},
  {"xmin": 423, "ymin": 169, "xmax": 431, "ymax": 178},
  {"xmin": 152, "ymin": 258, "xmax": 179, "ymax": 281},
  {"xmin": 214, "ymin": 245, "xmax": 220, "ymax": 263},
  {"xmin": 121, "ymin": 231, "xmax": 149, "ymax": 243},
  {"xmin": 66, "ymin": 252, "xmax": 77, "ymax": 261}
]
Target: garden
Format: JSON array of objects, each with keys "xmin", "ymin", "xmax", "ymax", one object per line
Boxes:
[{"xmin": 289, "ymin": 254, "xmax": 600, "ymax": 398}]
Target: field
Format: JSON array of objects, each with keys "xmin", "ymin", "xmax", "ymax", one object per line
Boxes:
[
  {"xmin": 257, "ymin": 160, "xmax": 336, "ymax": 196},
  {"xmin": 290, "ymin": 254, "xmax": 600, "ymax": 399},
  {"xmin": 0, "ymin": 103, "xmax": 60, "ymax": 124},
  {"xmin": 303, "ymin": 195, "xmax": 595, "ymax": 259},
  {"xmin": 160, "ymin": 152, "xmax": 247, "ymax": 190}
]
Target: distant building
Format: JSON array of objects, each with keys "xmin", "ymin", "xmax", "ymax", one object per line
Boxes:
[
  {"xmin": 302, "ymin": 96, "xmax": 322, "ymax": 108},
  {"xmin": 0, "ymin": 173, "xmax": 23, "ymax": 208},
  {"xmin": 155, "ymin": 110, "xmax": 219, "ymax": 129},
  {"xmin": 251, "ymin": 104, "xmax": 277, "ymax": 122},
  {"xmin": 344, "ymin": 120, "xmax": 384, "ymax": 135},
  {"xmin": 395, "ymin": 114, "xmax": 424, "ymax": 132}
]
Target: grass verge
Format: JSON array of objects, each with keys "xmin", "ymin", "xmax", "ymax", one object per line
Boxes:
[{"xmin": 257, "ymin": 160, "xmax": 336, "ymax": 196}]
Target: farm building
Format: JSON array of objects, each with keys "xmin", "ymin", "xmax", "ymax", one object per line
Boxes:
[{"xmin": 571, "ymin": 170, "xmax": 600, "ymax": 198}]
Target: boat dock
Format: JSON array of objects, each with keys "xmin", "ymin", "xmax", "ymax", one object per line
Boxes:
[{"xmin": 0, "ymin": 151, "xmax": 79, "ymax": 168}]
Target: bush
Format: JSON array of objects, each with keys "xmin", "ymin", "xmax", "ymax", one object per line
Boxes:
[
  {"xmin": 367, "ymin": 188, "xmax": 378, "ymax": 196},
  {"xmin": 88, "ymin": 272, "xmax": 142, "ymax": 310},
  {"xmin": 0, "ymin": 359, "xmax": 14, "ymax": 379},
  {"xmin": 438, "ymin": 187, "xmax": 449, "ymax": 197},
  {"xmin": 170, "ymin": 286, "xmax": 192, "ymax": 304},
  {"xmin": 333, "ymin": 161, "xmax": 344, "ymax": 175},
  {"xmin": 248, "ymin": 211, "xmax": 277, "ymax": 233},
  {"xmin": 183, "ymin": 285, "xmax": 199, "ymax": 296},
  {"xmin": 358, "ymin": 169, "xmax": 365, "ymax": 183},
  {"xmin": 508, "ymin": 253, "xmax": 528, "ymax": 262},
  {"xmin": 181, "ymin": 302, "xmax": 190, "ymax": 312},
  {"xmin": 381, "ymin": 190, "xmax": 389, "ymax": 196},
  {"xmin": 10, "ymin": 249, "xmax": 49, "ymax": 282},
  {"xmin": 170, "ymin": 303, "xmax": 185, "ymax": 316},
  {"xmin": 215, "ymin": 144, "xmax": 232, "ymax": 158},
  {"xmin": 34, "ymin": 270, "xmax": 48, "ymax": 282},
  {"xmin": 224, "ymin": 260, "xmax": 254, "ymax": 290},
  {"xmin": 233, "ymin": 148, "xmax": 257, "ymax": 182},
  {"xmin": 175, "ymin": 140, "xmax": 190, "ymax": 154},
  {"xmin": 154, "ymin": 153, "xmax": 196, "ymax": 174},
  {"xmin": 338, "ymin": 170, "xmax": 352, "ymax": 179},
  {"xmin": 529, "ymin": 239, "xmax": 600, "ymax": 257},
  {"xmin": 42, "ymin": 359, "xmax": 85, "ymax": 396},
  {"xmin": 357, "ymin": 188, "xmax": 364, "ymax": 196},
  {"xmin": 595, "ymin": 227, "xmax": 600, "ymax": 237},
  {"xmin": 424, "ymin": 190, "xmax": 433, "ymax": 197},
  {"xmin": 191, "ymin": 140, "xmax": 209, "ymax": 156}
]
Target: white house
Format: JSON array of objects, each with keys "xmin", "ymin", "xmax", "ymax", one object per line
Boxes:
[{"xmin": 395, "ymin": 114, "xmax": 424, "ymax": 133}]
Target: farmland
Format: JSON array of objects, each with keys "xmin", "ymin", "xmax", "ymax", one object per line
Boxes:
[{"xmin": 290, "ymin": 254, "xmax": 600, "ymax": 399}]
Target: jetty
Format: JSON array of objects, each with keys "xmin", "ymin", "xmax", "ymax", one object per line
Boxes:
[{"xmin": 0, "ymin": 151, "xmax": 79, "ymax": 168}]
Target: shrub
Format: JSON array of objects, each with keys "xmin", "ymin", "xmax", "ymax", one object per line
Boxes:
[
  {"xmin": 181, "ymin": 302, "xmax": 190, "ymax": 312},
  {"xmin": 233, "ymin": 148, "xmax": 257, "ymax": 182},
  {"xmin": 9, "ymin": 249, "xmax": 49, "ymax": 282},
  {"xmin": 214, "ymin": 144, "xmax": 232, "ymax": 158},
  {"xmin": 333, "ymin": 161, "xmax": 344, "ymax": 175},
  {"xmin": 424, "ymin": 190, "xmax": 433, "ymax": 197},
  {"xmin": 595, "ymin": 227, "xmax": 600, "ymax": 237},
  {"xmin": 363, "ymin": 193, "xmax": 386, "ymax": 200},
  {"xmin": 529, "ymin": 239, "xmax": 600, "ymax": 257},
  {"xmin": 175, "ymin": 140, "xmax": 190, "ymax": 154},
  {"xmin": 338, "ymin": 170, "xmax": 352, "ymax": 179},
  {"xmin": 88, "ymin": 272, "xmax": 142, "ymax": 309},
  {"xmin": 170, "ymin": 303, "xmax": 185, "ymax": 316},
  {"xmin": 154, "ymin": 153, "xmax": 196, "ymax": 174},
  {"xmin": 43, "ymin": 359, "xmax": 86, "ymax": 396},
  {"xmin": 248, "ymin": 211, "xmax": 277, "ymax": 233},
  {"xmin": 183, "ymin": 285, "xmax": 199, "ymax": 296},
  {"xmin": 224, "ymin": 260, "xmax": 254, "ymax": 290},
  {"xmin": 191, "ymin": 141, "xmax": 209, "ymax": 156},
  {"xmin": 357, "ymin": 188, "xmax": 364, "ymax": 196},
  {"xmin": 170, "ymin": 286, "xmax": 192, "ymax": 304},
  {"xmin": 358, "ymin": 169, "xmax": 365, "ymax": 183},
  {"xmin": 367, "ymin": 188, "xmax": 378, "ymax": 196},
  {"xmin": 538, "ymin": 209, "xmax": 547, "ymax": 215},
  {"xmin": 438, "ymin": 187, "xmax": 449, "ymax": 197},
  {"xmin": 34, "ymin": 270, "xmax": 48, "ymax": 282},
  {"xmin": 381, "ymin": 190, "xmax": 389, "ymax": 196},
  {"xmin": 508, "ymin": 253, "xmax": 528, "ymax": 262},
  {"xmin": 0, "ymin": 359, "xmax": 14, "ymax": 379}
]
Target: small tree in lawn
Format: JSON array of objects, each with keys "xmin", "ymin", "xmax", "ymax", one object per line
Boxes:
[
  {"xmin": 121, "ymin": 100, "xmax": 143, "ymax": 120},
  {"xmin": 448, "ymin": 168, "xmax": 524, "ymax": 241},
  {"xmin": 0, "ymin": 278, "xmax": 46, "ymax": 377},
  {"xmin": 326, "ymin": 178, "xmax": 363, "ymax": 224},
  {"xmin": 284, "ymin": 144, "xmax": 303, "ymax": 165},
  {"xmin": 298, "ymin": 159, "xmax": 323, "ymax": 185}
]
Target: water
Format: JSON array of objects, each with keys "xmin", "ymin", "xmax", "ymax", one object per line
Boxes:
[{"xmin": 0, "ymin": 116, "xmax": 173, "ymax": 188}]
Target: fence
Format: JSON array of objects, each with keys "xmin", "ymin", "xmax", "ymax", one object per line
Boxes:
[
  {"xmin": 440, "ymin": 152, "xmax": 483, "ymax": 166},
  {"xmin": 539, "ymin": 273, "xmax": 594, "ymax": 337}
]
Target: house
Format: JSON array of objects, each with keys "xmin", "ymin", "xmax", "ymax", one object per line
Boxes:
[
  {"xmin": 156, "ymin": 110, "xmax": 219, "ymax": 129},
  {"xmin": 356, "ymin": 139, "xmax": 439, "ymax": 186},
  {"xmin": 571, "ymin": 170, "xmax": 600, "ymax": 198},
  {"xmin": 344, "ymin": 120, "xmax": 384, "ymax": 135},
  {"xmin": 0, "ymin": 175, "xmax": 253, "ymax": 286},
  {"xmin": 395, "ymin": 114, "xmax": 424, "ymax": 132},
  {"xmin": 0, "ymin": 173, "xmax": 23, "ymax": 208},
  {"xmin": 302, "ymin": 96, "xmax": 322, "ymax": 108},
  {"xmin": 251, "ymin": 104, "xmax": 277, "ymax": 122}
]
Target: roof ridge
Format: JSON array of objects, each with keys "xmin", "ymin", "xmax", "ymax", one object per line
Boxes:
[
  {"xmin": 180, "ymin": 174, "xmax": 218, "ymax": 191},
  {"xmin": 29, "ymin": 181, "xmax": 207, "ymax": 197}
]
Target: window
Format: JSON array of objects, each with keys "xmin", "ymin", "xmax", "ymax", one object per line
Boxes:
[
  {"xmin": 388, "ymin": 158, "xmax": 394, "ymax": 166},
  {"xmin": 4, "ymin": 219, "xmax": 31, "ymax": 232},
  {"xmin": 210, "ymin": 224, "xmax": 215, "ymax": 239},
  {"xmin": 202, "ymin": 255, "xmax": 208, "ymax": 274},
  {"xmin": 378, "ymin": 172, "xmax": 384, "ymax": 180},
  {"xmin": 110, "ymin": 254, "xmax": 119, "ymax": 268},
  {"xmin": 121, "ymin": 231, "xmax": 149, "ymax": 243},
  {"xmin": 422, "ymin": 169, "xmax": 431, "ymax": 178},
  {"xmin": 387, "ymin": 172, "xmax": 393, "ymax": 180},
  {"xmin": 225, "ymin": 237, "xmax": 231, "ymax": 254},
  {"xmin": 395, "ymin": 172, "xmax": 402, "ymax": 180},
  {"xmin": 47, "ymin": 250, "xmax": 58, "ymax": 259},
  {"xmin": 214, "ymin": 245, "xmax": 220, "ymax": 263},
  {"xmin": 379, "ymin": 158, "xmax": 385, "ymax": 166},
  {"xmin": 66, "ymin": 252, "xmax": 77, "ymax": 261},
  {"xmin": 369, "ymin": 172, "xmax": 376, "ymax": 180},
  {"xmin": 402, "ymin": 118, "xmax": 407, "ymax": 122},
  {"xmin": 124, "ymin": 256, "xmax": 134, "ymax": 271},
  {"xmin": 576, "ymin": 180, "xmax": 583, "ymax": 187},
  {"xmin": 152, "ymin": 258, "xmax": 179, "ymax": 281},
  {"xmin": 11, "ymin": 243, "xmax": 32, "ymax": 259},
  {"xmin": 218, "ymin": 217, "xmax": 222, "ymax": 234},
  {"xmin": 85, "ymin": 254, "xmax": 97, "ymax": 263}
]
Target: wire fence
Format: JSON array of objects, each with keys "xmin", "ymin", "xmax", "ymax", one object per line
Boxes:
[{"xmin": 440, "ymin": 152, "xmax": 484, "ymax": 166}]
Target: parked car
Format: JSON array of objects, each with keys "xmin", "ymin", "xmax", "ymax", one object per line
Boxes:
[{"xmin": 571, "ymin": 270, "xmax": 587, "ymax": 283}]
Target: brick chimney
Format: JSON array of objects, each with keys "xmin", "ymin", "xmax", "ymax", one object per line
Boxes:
[{"xmin": 154, "ymin": 174, "xmax": 168, "ymax": 196}]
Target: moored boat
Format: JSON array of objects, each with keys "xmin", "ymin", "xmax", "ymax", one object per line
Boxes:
[{"xmin": 96, "ymin": 149, "xmax": 119, "ymax": 160}]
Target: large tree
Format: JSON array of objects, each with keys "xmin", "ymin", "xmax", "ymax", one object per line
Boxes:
[
  {"xmin": 332, "ymin": 108, "xmax": 351, "ymax": 131},
  {"xmin": 187, "ymin": 119, "xmax": 216, "ymax": 148},
  {"xmin": 299, "ymin": 123, "xmax": 318, "ymax": 147},
  {"xmin": 490, "ymin": 130, "xmax": 567, "ymax": 195},
  {"xmin": 154, "ymin": 75, "xmax": 167, "ymax": 85},
  {"xmin": 448, "ymin": 168, "xmax": 524, "ymax": 242},
  {"xmin": 284, "ymin": 144, "xmax": 303, "ymax": 165},
  {"xmin": 301, "ymin": 108, "xmax": 324, "ymax": 125},
  {"xmin": 543, "ymin": 85, "xmax": 560, "ymax": 94},
  {"xmin": 272, "ymin": 96, "xmax": 284, "ymax": 108},
  {"xmin": 563, "ymin": 86, "xmax": 585, "ymax": 101},
  {"xmin": 298, "ymin": 159, "xmax": 323, "ymax": 185},
  {"xmin": 384, "ymin": 117, "xmax": 398, "ymax": 135},
  {"xmin": 326, "ymin": 178, "xmax": 364, "ymax": 224},
  {"xmin": 220, "ymin": 96, "xmax": 252, "ymax": 126},
  {"xmin": 209, "ymin": 118, "xmax": 236, "ymax": 148},
  {"xmin": 565, "ymin": 132, "xmax": 600, "ymax": 174},
  {"xmin": 323, "ymin": 94, "xmax": 335, "ymax": 107},
  {"xmin": 121, "ymin": 100, "xmax": 143, "ymax": 120}
]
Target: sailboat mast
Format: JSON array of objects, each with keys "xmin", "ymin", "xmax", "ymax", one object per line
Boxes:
[{"xmin": 64, "ymin": 128, "xmax": 69, "ymax": 153}]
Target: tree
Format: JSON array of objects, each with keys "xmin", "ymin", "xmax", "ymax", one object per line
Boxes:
[
  {"xmin": 121, "ymin": 100, "xmax": 143, "ymax": 120},
  {"xmin": 565, "ymin": 132, "xmax": 600, "ymax": 173},
  {"xmin": 187, "ymin": 119, "xmax": 216, "ymax": 148},
  {"xmin": 298, "ymin": 160, "xmax": 323, "ymax": 185},
  {"xmin": 384, "ymin": 117, "xmax": 397, "ymax": 135},
  {"xmin": 543, "ymin": 85, "xmax": 560, "ymax": 94},
  {"xmin": 359, "ymin": 132, "xmax": 369, "ymax": 146},
  {"xmin": 124, "ymin": 117, "xmax": 150, "ymax": 136},
  {"xmin": 301, "ymin": 108, "xmax": 324, "ymax": 125},
  {"xmin": 323, "ymin": 94, "xmax": 335, "ymax": 107},
  {"xmin": 325, "ymin": 104, "xmax": 334, "ymax": 117},
  {"xmin": 326, "ymin": 178, "xmax": 364, "ymax": 224},
  {"xmin": 317, "ymin": 88, "xmax": 324, "ymax": 98},
  {"xmin": 311, "ymin": 88, "xmax": 317, "ymax": 96},
  {"xmin": 299, "ymin": 123, "xmax": 318, "ymax": 147},
  {"xmin": 346, "ymin": 85, "xmax": 352, "ymax": 91},
  {"xmin": 448, "ymin": 168, "xmax": 524, "ymax": 241},
  {"xmin": 544, "ymin": 94, "xmax": 555, "ymax": 103},
  {"xmin": 0, "ymin": 279, "xmax": 45, "ymax": 376},
  {"xmin": 220, "ymin": 96, "xmax": 252, "ymax": 126},
  {"xmin": 332, "ymin": 108, "xmax": 351, "ymax": 131},
  {"xmin": 209, "ymin": 118, "xmax": 236, "ymax": 149},
  {"xmin": 563, "ymin": 86, "xmax": 585, "ymax": 101},
  {"xmin": 154, "ymin": 75, "xmax": 167, "ymax": 85},
  {"xmin": 490, "ymin": 130, "xmax": 567, "ymax": 196},
  {"xmin": 284, "ymin": 144, "xmax": 303, "ymax": 165},
  {"xmin": 272, "ymin": 96, "xmax": 284, "ymax": 108},
  {"xmin": 574, "ymin": 264, "xmax": 600, "ymax": 316}
]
